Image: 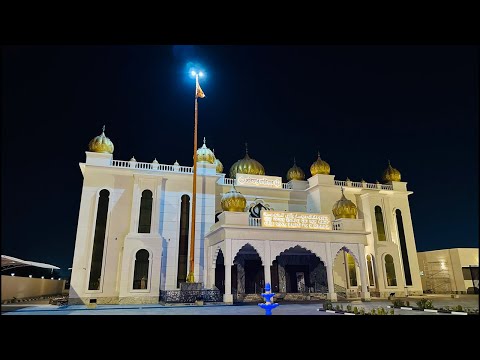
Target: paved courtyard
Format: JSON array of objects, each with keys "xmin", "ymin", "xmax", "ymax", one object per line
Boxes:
[{"xmin": 3, "ymin": 295, "xmax": 477, "ymax": 315}]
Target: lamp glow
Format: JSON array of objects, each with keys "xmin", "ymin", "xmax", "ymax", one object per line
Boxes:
[
  {"xmin": 191, "ymin": 70, "xmax": 197, "ymax": 76},
  {"xmin": 11, "ymin": 273, "xmax": 14, "ymax": 276},
  {"xmin": 199, "ymin": 71, "xmax": 204, "ymax": 77}
]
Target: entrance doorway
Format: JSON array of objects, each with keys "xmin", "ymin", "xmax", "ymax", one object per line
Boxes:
[{"xmin": 233, "ymin": 244, "xmax": 264, "ymax": 295}]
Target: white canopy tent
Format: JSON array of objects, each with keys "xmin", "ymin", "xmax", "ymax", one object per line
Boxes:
[{"xmin": 1, "ymin": 255, "xmax": 60, "ymax": 271}]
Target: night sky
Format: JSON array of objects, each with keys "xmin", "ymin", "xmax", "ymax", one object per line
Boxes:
[{"xmin": 1, "ymin": 45, "xmax": 478, "ymax": 274}]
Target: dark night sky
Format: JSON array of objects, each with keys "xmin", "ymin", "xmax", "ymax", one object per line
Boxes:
[{"xmin": 1, "ymin": 45, "xmax": 478, "ymax": 273}]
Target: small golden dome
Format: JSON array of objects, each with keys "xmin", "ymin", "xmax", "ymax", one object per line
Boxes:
[
  {"xmin": 286, "ymin": 158, "xmax": 305, "ymax": 181},
  {"xmin": 152, "ymin": 158, "xmax": 159, "ymax": 164},
  {"xmin": 310, "ymin": 152, "xmax": 330, "ymax": 176},
  {"xmin": 88, "ymin": 125, "xmax": 114, "ymax": 154},
  {"xmin": 332, "ymin": 188, "xmax": 358, "ymax": 219},
  {"xmin": 197, "ymin": 137, "xmax": 215, "ymax": 164},
  {"xmin": 221, "ymin": 186, "xmax": 247, "ymax": 212},
  {"xmin": 229, "ymin": 143, "xmax": 265, "ymax": 178},
  {"xmin": 381, "ymin": 160, "xmax": 401, "ymax": 182},
  {"xmin": 213, "ymin": 149, "xmax": 223, "ymax": 173}
]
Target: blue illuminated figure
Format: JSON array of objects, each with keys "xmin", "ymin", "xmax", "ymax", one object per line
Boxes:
[{"xmin": 258, "ymin": 283, "xmax": 279, "ymax": 315}]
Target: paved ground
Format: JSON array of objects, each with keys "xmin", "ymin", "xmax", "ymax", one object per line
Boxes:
[{"xmin": 3, "ymin": 295, "xmax": 477, "ymax": 315}]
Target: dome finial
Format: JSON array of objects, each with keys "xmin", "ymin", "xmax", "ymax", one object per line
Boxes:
[
  {"xmin": 317, "ymin": 151, "xmax": 321, "ymax": 159},
  {"xmin": 388, "ymin": 159, "xmax": 391, "ymax": 166},
  {"xmin": 102, "ymin": 125, "xmax": 105, "ymax": 133},
  {"xmin": 203, "ymin": 137, "xmax": 206, "ymax": 145},
  {"xmin": 245, "ymin": 142, "xmax": 249, "ymax": 155}
]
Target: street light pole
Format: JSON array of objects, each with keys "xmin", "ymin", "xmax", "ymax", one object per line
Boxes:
[{"xmin": 187, "ymin": 73, "xmax": 200, "ymax": 283}]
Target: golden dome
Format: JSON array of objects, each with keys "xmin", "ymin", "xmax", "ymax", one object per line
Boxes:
[
  {"xmin": 332, "ymin": 188, "xmax": 357, "ymax": 219},
  {"xmin": 381, "ymin": 160, "xmax": 401, "ymax": 182},
  {"xmin": 196, "ymin": 137, "xmax": 215, "ymax": 164},
  {"xmin": 310, "ymin": 152, "xmax": 330, "ymax": 176},
  {"xmin": 213, "ymin": 149, "xmax": 223, "ymax": 173},
  {"xmin": 221, "ymin": 186, "xmax": 247, "ymax": 212},
  {"xmin": 88, "ymin": 125, "xmax": 114, "ymax": 154},
  {"xmin": 286, "ymin": 158, "xmax": 305, "ymax": 181},
  {"xmin": 229, "ymin": 144, "xmax": 265, "ymax": 178}
]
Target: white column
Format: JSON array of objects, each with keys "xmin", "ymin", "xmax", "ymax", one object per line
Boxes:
[
  {"xmin": 264, "ymin": 241, "xmax": 271, "ymax": 289},
  {"xmin": 129, "ymin": 180, "xmax": 140, "ymax": 233},
  {"xmin": 223, "ymin": 239, "xmax": 233, "ymax": 303},
  {"xmin": 325, "ymin": 242, "xmax": 337, "ymax": 301},
  {"xmin": 358, "ymin": 244, "xmax": 371, "ymax": 301}
]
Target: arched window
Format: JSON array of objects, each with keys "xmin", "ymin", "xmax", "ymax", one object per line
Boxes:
[
  {"xmin": 138, "ymin": 190, "xmax": 153, "ymax": 233},
  {"xmin": 375, "ymin": 206, "xmax": 386, "ymax": 241},
  {"xmin": 88, "ymin": 189, "xmax": 110, "ymax": 290},
  {"xmin": 346, "ymin": 253, "xmax": 357, "ymax": 287},
  {"xmin": 177, "ymin": 195, "xmax": 190, "ymax": 287},
  {"xmin": 396, "ymin": 209, "xmax": 412, "ymax": 285},
  {"xmin": 385, "ymin": 254, "xmax": 397, "ymax": 286},
  {"xmin": 133, "ymin": 249, "xmax": 150, "ymax": 289},
  {"xmin": 366, "ymin": 255, "xmax": 375, "ymax": 287}
]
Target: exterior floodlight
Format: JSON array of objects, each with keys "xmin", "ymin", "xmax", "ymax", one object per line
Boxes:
[
  {"xmin": 191, "ymin": 70, "xmax": 197, "ymax": 76},
  {"xmin": 199, "ymin": 71, "xmax": 204, "ymax": 77},
  {"xmin": 11, "ymin": 273, "xmax": 14, "ymax": 276}
]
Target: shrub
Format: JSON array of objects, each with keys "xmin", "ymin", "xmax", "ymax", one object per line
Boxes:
[
  {"xmin": 370, "ymin": 308, "xmax": 376, "ymax": 315},
  {"xmin": 353, "ymin": 306, "xmax": 358, "ymax": 314},
  {"xmin": 378, "ymin": 307, "xmax": 386, "ymax": 315},
  {"xmin": 335, "ymin": 305, "xmax": 341, "ymax": 311},
  {"xmin": 323, "ymin": 300, "xmax": 333, "ymax": 310},
  {"xmin": 453, "ymin": 305, "xmax": 463, "ymax": 312},
  {"xmin": 359, "ymin": 308, "xmax": 365, "ymax": 315},
  {"xmin": 346, "ymin": 305, "xmax": 352, "ymax": 313},
  {"xmin": 389, "ymin": 308, "xmax": 395, "ymax": 315},
  {"xmin": 340, "ymin": 304, "xmax": 344, "ymax": 311},
  {"xmin": 392, "ymin": 299, "xmax": 405, "ymax": 308},
  {"xmin": 406, "ymin": 300, "xmax": 410, "ymax": 307},
  {"xmin": 416, "ymin": 298, "xmax": 434, "ymax": 309}
]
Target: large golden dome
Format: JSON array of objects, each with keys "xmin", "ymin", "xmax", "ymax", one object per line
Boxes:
[
  {"xmin": 88, "ymin": 125, "xmax": 114, "ymax": 154},
  {"xmin": 213, "ymin": 149, "xmax": 223, "ymax": 173},
  {"xmin": 381, "ymin": 160, "xmax": 401, "ymax": 182},
  {"xmin": 310, "ymin": 152, "xmax": 330, "ymax": 176},
  {"xmin": 286, "ymin": 158, "xmax": 305, "ymax": 181},
  {"xmin": 229, "ymin": 144, "xmax": 265, "ymax": 178},
  {"xmin": 196, "ymin": 137, "xmax": 215, "ymax": 164},
  {"xmin": 221, "ymin": 186, "xmax": 247, "ymax": 212},
  {"xmin": 332, "ymin": 188, "xmax": 357, "ymax": 219}
]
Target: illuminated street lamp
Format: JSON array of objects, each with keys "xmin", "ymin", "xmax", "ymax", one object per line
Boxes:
[{"xmin": 186, "ymin": 69, "xmax": 205, "ymax": 283}]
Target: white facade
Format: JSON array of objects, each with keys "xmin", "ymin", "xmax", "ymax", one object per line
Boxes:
[{"xmin": 69, "ymin": 151, "xmax": 423, "ymax": 305}]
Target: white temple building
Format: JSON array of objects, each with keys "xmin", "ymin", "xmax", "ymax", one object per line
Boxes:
[{"xmin": 69, "ymin": 128, "xmax": 423, "ymax": 305}]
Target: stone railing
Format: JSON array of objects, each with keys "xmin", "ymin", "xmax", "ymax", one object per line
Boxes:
[
  {"xmin": 111, "ymin": 160, "xmax": 193, "ymax": 174},
  {"xmin": 334, "ymin": 180, "xmax": 393, "ymax": 191}
]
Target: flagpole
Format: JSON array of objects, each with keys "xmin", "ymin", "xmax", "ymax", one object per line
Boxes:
[{"xmin": 187, "ymin": 74, "xmax": 199, "ymax": 283}]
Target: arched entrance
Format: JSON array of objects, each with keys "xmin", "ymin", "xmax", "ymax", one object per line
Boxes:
[
  {"xmin": 332, "ymin": 246, "xmax": 362, "ymax": 298},
  {"xmin": 272, "ymin": 246, "xmax": 327, "ymax": 294},
  {"xmin": 214, "ymin": 249, "xmax": 225, "ymax": 294},
  {"xmin": 233, "ymin": 244, "xmax": 264, "ymax": 296}
]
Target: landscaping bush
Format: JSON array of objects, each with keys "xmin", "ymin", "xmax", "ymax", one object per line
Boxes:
[
  {"xmin": 335, "ymin": 305, "xmax": 341, "ymax": 311},
  {"xmin": 353, "ymin": 306, "xmax": 358, "ymax": 314},
  {"xmin": 416, "ymin": 298, "xmax": 434, "ymax": 309},
  {"xmin": 453, "ymin": 305, "xmax": 463, "ymax": 312},
  {"xmin": 370, "ymin": 308, "xmax": 376, "ymax": 315},
  {"xmin": 346, "ymin": 305, "xmax": 352, "ymax": 313},
  {"xmin": 323, "ymin": 300, "xmax": 333, "ymax": 310},
  {"xmin": 392, "ymin": 299, "xmax": 405, "ymax": 308},
  {"xmin": 389, "ymin": 308, "xmax": 395, "ymax": 315},
  {"xmin": 359, "ymin": 308, "xmax": 365, "ymax": 315}
]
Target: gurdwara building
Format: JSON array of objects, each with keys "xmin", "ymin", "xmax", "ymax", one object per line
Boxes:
[{"xmin": 69, "ymin": 128, "xmax": 423, "ymax": 304}]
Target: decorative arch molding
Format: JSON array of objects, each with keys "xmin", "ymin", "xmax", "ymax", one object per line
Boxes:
[
  {"xmin": 270, "ymin": 241, "xmax": 326, "ymax": 265},
  {"xmin": 231, "ymin": 240, "xmax": 265, "ymax": 266},
  {"xmin": 330, "ymin": 243, "xmax": 361, "ymax": 266},
  {"xmin": 212, "ymin": 245, "xmax": 224, "ymax": 267}
]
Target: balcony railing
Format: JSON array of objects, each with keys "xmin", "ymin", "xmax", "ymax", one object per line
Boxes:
[
  {"xmin": 108, "ymin": 159, "xmax": 393, "ymax": 190},
  {"xmin": 111, "ymin": 160, "xmax": 193, "ymax": 174}
]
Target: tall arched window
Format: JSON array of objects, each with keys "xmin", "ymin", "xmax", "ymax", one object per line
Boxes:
[
  {"xmin": 385, "ymin": 254, "xmax": 397, "ymax": 286},
  {"xmin": 375, "ymin": 206, "xmax": 386, "ymax": 241},
  {"xmin": 177, "ymin": 195, "xmax": 190, "ymax": 287},
  {"xmin": 396, "ymin": 209, "xmax": 412, "ymax": 285},
  {"xmin": 366, "ymin": 255, "xmax": 375, "ymax": 287},
  {"xmin": 138, "ymin": 190, "xmax": 153, "ymax": 233},
  {"xmin": 88, "ymin": 189, "xmax": 110, "ymax": 290},
  {"xmin": 133, "ymin": 249, "xmax": 150, "ymax": 289},
  {"xmin": 346, "ymin": 253, "xmax": 357, "ymax": 287}
]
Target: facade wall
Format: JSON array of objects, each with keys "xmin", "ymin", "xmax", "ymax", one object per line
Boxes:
[
  {"xmin": 2, "ymin": 276, "xmax": 65, "ymax": 301},
  {"xmin": 70, "ymin": 152, "xmax": 424, "ymax": 303},
  {"xmin": 418, "ymin": 248, "xmax": 479, "ymax": 294}
]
